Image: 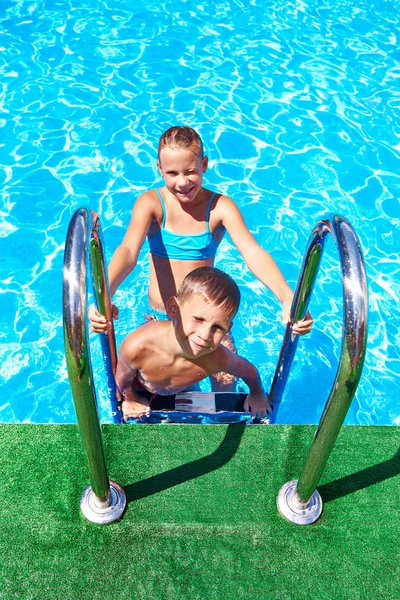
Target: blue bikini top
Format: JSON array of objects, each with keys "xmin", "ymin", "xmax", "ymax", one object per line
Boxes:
[{"xmin": 147, "ymin": 189, "xmax": 221, "ymax": 261}]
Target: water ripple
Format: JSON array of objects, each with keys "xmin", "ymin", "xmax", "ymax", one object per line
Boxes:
[{"xmin": 0, "ymin": 0, "xmax": 399, "ymax": 424}]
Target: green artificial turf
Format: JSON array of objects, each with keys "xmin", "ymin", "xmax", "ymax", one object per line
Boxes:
[{"xmin": 1, "ymin": 424, "xmax": 399, "ymax": 599}]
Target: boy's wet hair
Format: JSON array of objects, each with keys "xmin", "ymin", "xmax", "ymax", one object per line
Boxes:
[
  {"xmin": 158, "ymin": 126, "xmax": 204, "ymax": 160},
  {"xmin": 177, "ymin": 266, "xmax": 240, "ymax": 320}
]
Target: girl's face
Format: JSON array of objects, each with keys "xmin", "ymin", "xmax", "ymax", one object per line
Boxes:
[{"xmin": 157, "ymin": 147, "xmax": 208, "ymax": 203}]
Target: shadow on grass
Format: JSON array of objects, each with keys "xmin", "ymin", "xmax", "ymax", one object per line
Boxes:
[
  {"xmin": 124, "ymin": 422, "xmax": 246, "ymax": 504},
  {"xmin": 319, "ymin": 447, "xmax": 400, "ymax": 503}
]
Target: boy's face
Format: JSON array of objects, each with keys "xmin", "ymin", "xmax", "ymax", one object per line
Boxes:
[
  {"xmin": 167, "ymin": 293, "xmax": 233, "ymax": 359},
  {"xmin": 157, "ymin": 147, "xmax": 208, "ymax": 204}
]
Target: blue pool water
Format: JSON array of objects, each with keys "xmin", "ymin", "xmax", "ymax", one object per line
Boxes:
[{"xmin": 0, "ymin": 0, "xmax": 399, "ymax": 425}]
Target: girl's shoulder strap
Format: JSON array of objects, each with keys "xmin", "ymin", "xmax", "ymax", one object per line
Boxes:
[
  {"xmin": 205, "ymin": 191, "xmax": 216, "ymax": 227},
  {"xmin": 155, "ymin": 188, "xmax": 166, "ymax": 227}
]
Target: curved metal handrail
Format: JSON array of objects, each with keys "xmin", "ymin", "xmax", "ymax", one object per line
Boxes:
[
  {"xmin": 63, "ymin": 207, "xmax": 125, "ymax": 524},
  {"xmin": 90, "ymin": 211, "xmax": 122, "ymax": 420},
  {"xmin": 271, "ymin": 214, "xmax": 368, "ymax": 524}
]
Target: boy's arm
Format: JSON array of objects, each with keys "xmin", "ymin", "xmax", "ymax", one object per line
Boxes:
[
  {"xmin": 212, "ymin": 348, "xmax": 272, "ymax": 417},
  {"xmin": 217, "ymin": 196, "xmax": 313, "ymax": 336},
  {"xmin": 115, "ymin": 354, "xmax": 140, "ymax": 405},
  {"xmin": 115, "ymin": 334, "xmax": 151, "ymax": 419}
]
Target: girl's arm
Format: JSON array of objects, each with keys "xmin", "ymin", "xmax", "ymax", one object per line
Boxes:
[
  {"xmin": 109, "ymin": 191, "xmax": 156, "ymax": 295},
  {"xmin": 89, "ymin": 192, "xmax": 156, "ymax": 332},
  {"xmin": 217, "ymin": 196, "xmax": 313, "ymax": 335}
]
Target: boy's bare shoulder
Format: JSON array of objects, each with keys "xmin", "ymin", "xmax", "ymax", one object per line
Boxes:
[{"xmin": 120, "ymin": 321, "xmax": 167, "ymax": 361}]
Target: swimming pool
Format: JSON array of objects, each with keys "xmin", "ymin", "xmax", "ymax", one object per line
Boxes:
[{"xmin": 1, "ymin": 0, "xmax": 399, "ymax": 425}]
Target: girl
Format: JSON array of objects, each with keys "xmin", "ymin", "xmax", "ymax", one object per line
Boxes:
[{"xmin": 89, "ymin": 126, "xmax": 313, "ymax": 335}]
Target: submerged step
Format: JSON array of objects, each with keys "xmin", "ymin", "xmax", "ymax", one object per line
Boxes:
[{"xmin": 124, "ymin": 392, "xmax": 270, "ymax": 424}]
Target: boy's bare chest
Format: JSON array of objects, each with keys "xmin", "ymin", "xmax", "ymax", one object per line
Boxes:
[{"xmin": 140, "ymin": 352, "xmax": 209, "ymax": 392}]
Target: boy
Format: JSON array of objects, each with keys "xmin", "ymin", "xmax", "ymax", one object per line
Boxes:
[{"xmin": 116, "ymin": 266, "xmax": 271, "ymax": 421}]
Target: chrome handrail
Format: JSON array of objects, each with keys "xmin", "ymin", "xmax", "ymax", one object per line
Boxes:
[
  {"xmin": 63, "ymin": 207, "xmax": 126, "ymax": 524},
  {"xmin": 89, "ymin": 210, "xmax": 122, "ymax": 422},
  {"xmin": 272, "ymin": 215, "xmax": 368, "ymax": 525}
]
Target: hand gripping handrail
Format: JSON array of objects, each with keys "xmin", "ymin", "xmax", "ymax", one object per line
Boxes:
[
  {"xmin": 271, "ymin": 214, "xmax": 368, "ymax": 524},
  {"xmin": 63, "ymin": 207, "xmax": 126, "ymax": 524}
]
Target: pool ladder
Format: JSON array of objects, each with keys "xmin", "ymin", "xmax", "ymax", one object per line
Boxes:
[
  {"xmin": 63, "ymin": 209, "xmax": 367, "ymax": 525},
  {"xmin": 63, "ymin": 208, "xmax": 126, "ymax": 524}
]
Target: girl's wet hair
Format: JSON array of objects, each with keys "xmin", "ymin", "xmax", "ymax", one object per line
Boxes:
[
  {"xmin": 177, "ymin": 266, "xmax": 240, "ymax": 320},
  {"xmin": 158, "ymin": 126, "xmax": 204, "ymax": 160}
]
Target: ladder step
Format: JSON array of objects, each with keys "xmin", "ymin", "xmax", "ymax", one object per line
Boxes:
[{"xmin": 124, "ymin": 392, "xmax": 270, "ymax": 424}]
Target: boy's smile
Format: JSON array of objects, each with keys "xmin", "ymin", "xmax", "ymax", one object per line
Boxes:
[
  {"xmin": 157, "ymin": 147, "xmax": 208, "ymax": 204},
  {"xmin": 167, "ymin": 293, "xmax": 233, "ymax": 359}
]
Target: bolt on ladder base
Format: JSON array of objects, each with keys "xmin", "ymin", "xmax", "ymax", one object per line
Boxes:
[
  {"xmin": 80, "ymin": 481, "xmax": 126, "ymax": 525},
  {"xmin": 277, "ymin": 480, "xmax": 323, "ymax": 525}
]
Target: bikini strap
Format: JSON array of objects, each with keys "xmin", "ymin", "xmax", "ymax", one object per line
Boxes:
[
  {"xmin": 205, "ymin": 192, "xmax": 216, "ymax": 229},
  {"xmin": 155, "ymin": 188, "xmax": 167, "ymax": 227}
]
